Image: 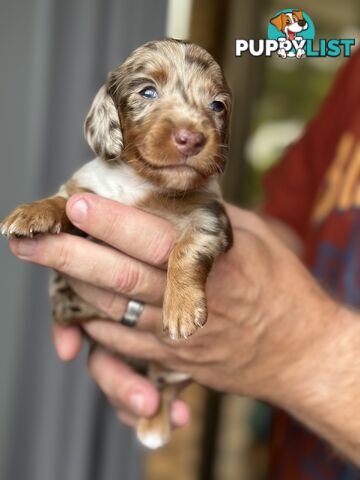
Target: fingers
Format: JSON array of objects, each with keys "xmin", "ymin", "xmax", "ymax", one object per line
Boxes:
[
  {"xmin": 52, "ymin": 322, "xmax": 83, "ymax": 361},
  {"xmin": 88, "ymin": 347, "xmax": 160, "ymax": 418},
  {"xmin": 89, "ymin": 347, "xmax": 191, "ymax": 429},
  {"xmin": 53, "ymin": 322, "xmax": 191, "ymax": 429},
  {"xmin": 66, "ymin": 194, "xmax": 176, "ymax": 267},
  {"xmin": 116, "ymin": 399, "xmax": 191, "ymax": 429},
  {"xmin": 116, "ymin": 410, "xmax": 138, "ymax": 427},
  {"xmin": 83, "ymin": 319, "xmax": 200, "ymax": 371},
  {"xmin": 83, "ymin": 320, "xmax": 167, "ymax": 362},
  {"xmin": 65, "ymin": 276, "xmax": 162, "ymax": 331},
  {"xmin": 9, "ymin": 234, "xmax": 166, "ymax": 304},
  {"xmin": 170, "ymin": 399, "xmax": 191, "ymax": 427}
]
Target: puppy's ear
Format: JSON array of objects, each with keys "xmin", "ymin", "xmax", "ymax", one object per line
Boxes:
[
  {"xmin": 292, "ymin": 10, "xmax": 304, "ymax": 21},
  {"xmin": 270, "ymin": 13, "xmax": 286, "ymax": 31},
  {"xmin": 84, "ymin": 85, "xmax": 123, "ymax": 162}
]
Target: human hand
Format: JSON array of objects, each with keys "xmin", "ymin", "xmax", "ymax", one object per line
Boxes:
[
  {"xmin": 9, "ymin": 194, "xmax": 337, "ymax": 423},
  {"xmin": 9, "ymin": 194, "xmax": 190, "ymax": 428}
]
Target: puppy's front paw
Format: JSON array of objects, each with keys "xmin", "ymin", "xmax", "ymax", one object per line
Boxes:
[
  {"xmin": 0, "ymin": 202, "xmax": 63, "ymax": 238},
  {"xmin": 163, "ymin": 286, "xmax": 207, "ymax": 340}
]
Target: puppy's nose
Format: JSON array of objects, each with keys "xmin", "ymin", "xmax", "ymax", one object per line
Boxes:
[
  {"xmin": 298, "ymin": 19, "xmax": 306, "ymax": 27},
  {"xmin": 173, "ymin": 128, "xmax": 206, "ymax": 157}
]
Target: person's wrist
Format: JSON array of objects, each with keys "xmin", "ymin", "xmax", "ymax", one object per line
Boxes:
[
  {"xmin": 251, "ymin": 281, "xmax": 339, "ymax": 404},
  {"xmin": 266, "ymin": 294, "xmax": 345, "ymax": 412},
  {"xmin": 266, "ymin": 302, "xmax": 360, "ymax": 462}
]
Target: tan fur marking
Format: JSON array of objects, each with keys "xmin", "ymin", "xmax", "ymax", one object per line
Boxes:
[
  {"xmin": 65, "ymin": 178, "xmax": 94, "ymax": 196},
  {"xmin": 138, "ymin": 190, "xmax": 231, "ymax": 339},
  {"xmin": 163, "ymin": 233, "xmax": 209, "ymax": 339}
]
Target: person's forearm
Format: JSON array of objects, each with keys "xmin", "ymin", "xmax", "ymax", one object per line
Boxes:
[
  {"xmin": 260, "ymin": 213, "xmax": 360, "ymax": 460},
  {"xmin": 269, "ymin": 301, "xmax": 360, "ymax": 464}
]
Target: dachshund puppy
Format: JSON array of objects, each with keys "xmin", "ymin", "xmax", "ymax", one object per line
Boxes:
[{"xmin": 1, "ymin": 39, "xmax": 233, "ymax": 448}]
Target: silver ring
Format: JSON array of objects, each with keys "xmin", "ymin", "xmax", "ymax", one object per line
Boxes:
[{"xmin": 119, "ymin": 300, "xmax": 144, "ymax": 327}]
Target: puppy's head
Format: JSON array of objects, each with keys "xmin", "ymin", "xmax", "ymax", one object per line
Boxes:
[{"xmin": 85, "ymin": 39, "xmax": 232, "ymax": 191}]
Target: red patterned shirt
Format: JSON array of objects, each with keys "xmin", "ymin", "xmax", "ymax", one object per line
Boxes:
[{"xmin": 263, "ymin": 49, "xmax": 360, "ymax": 479}]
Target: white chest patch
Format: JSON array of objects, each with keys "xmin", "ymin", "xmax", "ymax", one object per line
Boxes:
[{"xmin": 70, "ymin": 158, "xmax": 159, "ymax": 206}]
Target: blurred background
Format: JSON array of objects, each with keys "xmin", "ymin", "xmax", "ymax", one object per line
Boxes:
[{"xmin": 0, "ymin": 1, "xmax": 358, "ymax": 479}]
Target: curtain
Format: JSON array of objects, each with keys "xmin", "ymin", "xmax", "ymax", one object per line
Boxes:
[{"xmin": 0, "ymin": 1, "xmax": 167, "ymax": 479}]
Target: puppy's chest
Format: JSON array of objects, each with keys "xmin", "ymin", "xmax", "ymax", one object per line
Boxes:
[
  {"xmin": 70, "ymin": 158, "xmax": 158, "ymax": 207},
  {"xmin": 67, "ymin": 158, "xmax": 221, "ymax": 230}
]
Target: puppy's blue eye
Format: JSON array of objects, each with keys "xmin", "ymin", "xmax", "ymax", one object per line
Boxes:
[
  {"xmin": 139, "ymin": 87, "xmax": 158, "ymax": 99},
  {"xmin": 210, "ymin": 100, "xmax": 225, "ymax": 113}
]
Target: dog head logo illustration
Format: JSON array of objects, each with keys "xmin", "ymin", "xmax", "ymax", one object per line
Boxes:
[
  {"xmin": 268, "ymin": 9, "xmax": 315, "ymax": 58},
  {"xmin": 271, "ymin": 10, "xmax": 308, "ymax": 41}
]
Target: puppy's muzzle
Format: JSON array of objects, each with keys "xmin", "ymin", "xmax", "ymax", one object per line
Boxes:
[{"xmin": 172, "ymin": 128, "xmax": 207, "ymax": 157}]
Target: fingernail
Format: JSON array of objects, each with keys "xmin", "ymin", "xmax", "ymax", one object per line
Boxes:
[
  {"xmin": 130, "ymin": 392, "xmax": 145, "ymax": 415},
  {"xmin": 14, "ymin": 238, "xmax": 37, "ymax": 257},
  {"xmin": 70, "ymin": 199, "xmax": 88, "ymax": 223},
  {"xmin": 170, "ymin": 405, "xmax": 183, "ymax": 426},
  {"xmin": 170, "ymin": 401, "xmax": 190, "ymax": 427}
]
